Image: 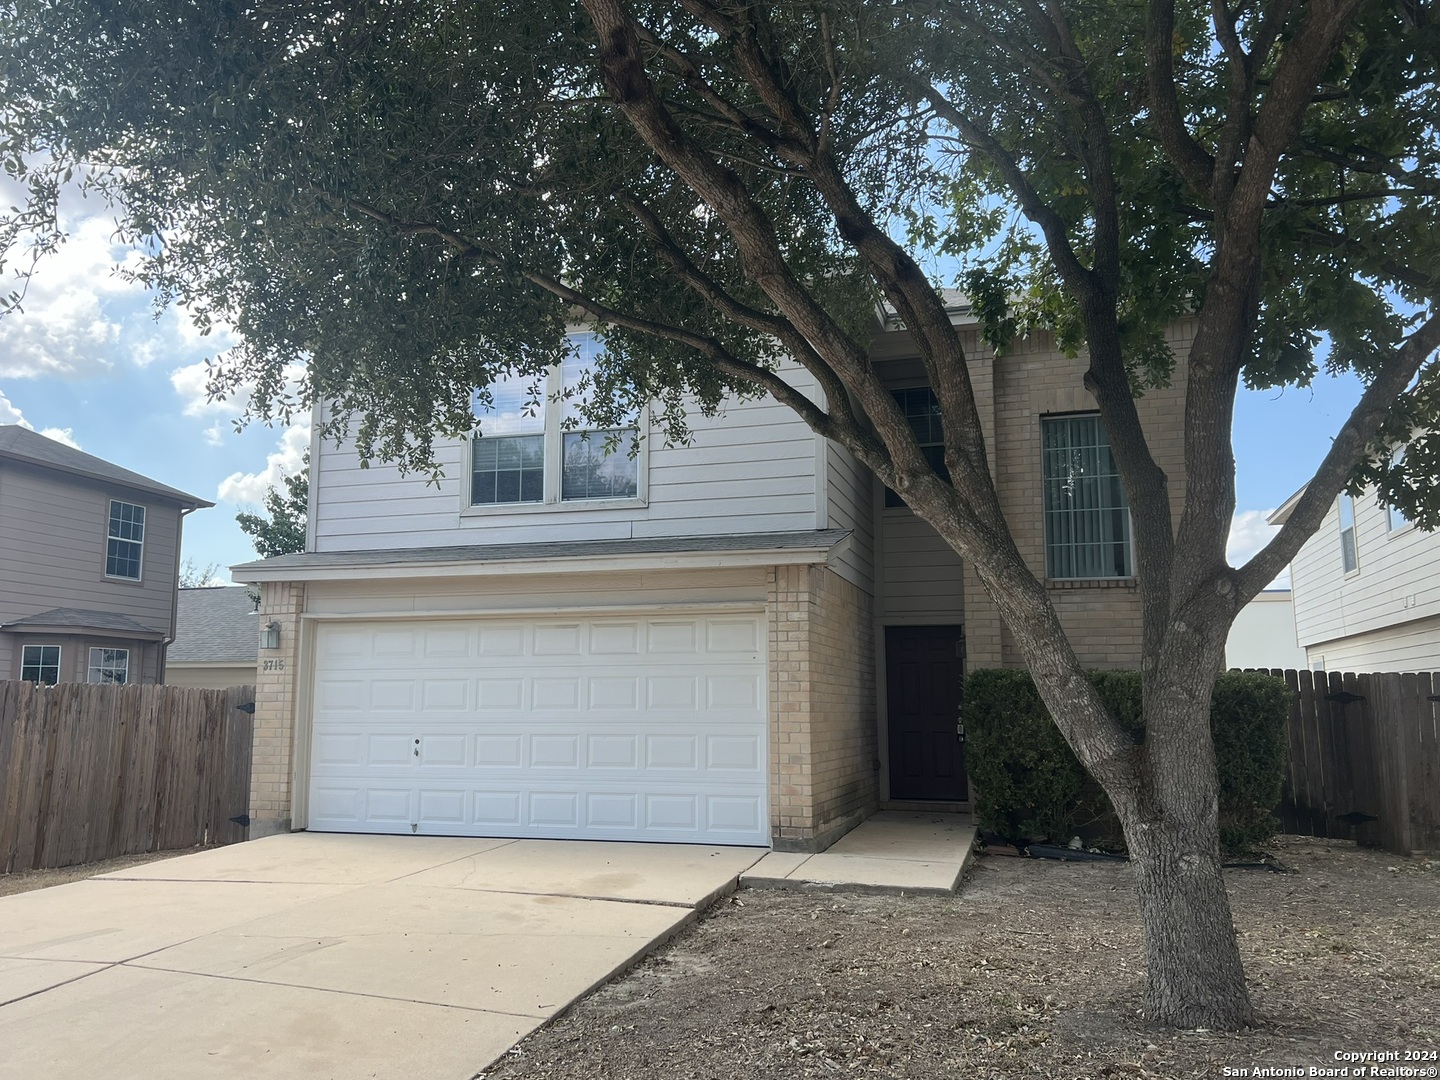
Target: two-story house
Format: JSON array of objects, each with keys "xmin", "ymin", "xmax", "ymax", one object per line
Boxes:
[
  {"xmin": 234, "ymin": 307, "xmax": 1189, "ymax": 851},
  {"xmin": 1275, "ymin": 476, "xmax": 1440, "ymax": 672},
  {"xmin": 0, "ymin": 426, "xmax": 212, "ymax": 685}
]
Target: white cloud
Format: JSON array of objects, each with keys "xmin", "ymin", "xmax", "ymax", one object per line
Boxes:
[
  {"xmin": 0, "ymin": 388, "xmax": 24, "ymax": 426},
  {"xmin": 217, "ymin": 423, "xmax": 310, "ymax": 504},
  {"xmin": 0, "ymin": 213, "xmax": 148, "ymax": 380},
  {"xmin": 0, "ymin": 387, "xmax": 81, "ymax": 449},
  {"xmin": 38, "ymin": 427, "xmax": 80, "ymax": 448},
  {"xmin": 1228, "ymin": 509, "xmax": 1291, "ymax": 589},
  {"xmin": 170, "ymin": 360, "xmax": 233, "ymax": 418},
  {"xmin": 170, "ymin": 359, "xmax": 303, "ymax": 422}
]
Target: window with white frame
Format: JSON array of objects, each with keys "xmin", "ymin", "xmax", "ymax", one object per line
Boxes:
[
  {"xmin": 883, "ymin": 387, "xmax": 951, "ymax": 508},
  {"xmin": 87, "ymin": 647, "xmax": 130, "ymax": 685},
  {"xmin": 1338, "ymin": 493, "xmax": 1359, "ymax": 572},
  {"xmin": 470, "ymin": 333, "xmax": 639, "ymax": 507},
  {"xmin": 106, "ymin": 500, "xmax": 146, "ymax": 580},
  {"xmin": 21, "ymin": 645, "xmax": 61, "ymax": 685},
  {"xmin": 1385, "ymin": 447, "xmax": 1411, "ymax": 533},
  {"xmin": 1042, "ymin": 414, "xmax": 1133, "ymax": 580}
]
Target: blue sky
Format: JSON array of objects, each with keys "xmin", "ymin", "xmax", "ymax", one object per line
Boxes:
[{"xmin": 0, "ymin": 192, "xmax": 1360, "ymax": 584}]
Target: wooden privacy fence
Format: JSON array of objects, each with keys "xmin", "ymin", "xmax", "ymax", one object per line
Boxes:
[
  {"xmin": 1257, "ymin": 669, "xmax": 1440, "ymax": 856},
  {"xmin": 0, "ymin": 680, "xmax": 254, "ymax": 873}
]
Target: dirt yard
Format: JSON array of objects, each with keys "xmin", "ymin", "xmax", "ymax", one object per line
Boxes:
[
  {"xmin": 486, "ymin": 836, "xmax": 1439, "ymax": 1080},
  {"xmin": 0, "ymin": 848, "xmax": 196, "ymax": 897}
]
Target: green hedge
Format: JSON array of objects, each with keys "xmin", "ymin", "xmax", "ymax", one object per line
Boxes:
[{"xmin": 962, "ymin": 669, "xmax": 1289, "ymax": 854}]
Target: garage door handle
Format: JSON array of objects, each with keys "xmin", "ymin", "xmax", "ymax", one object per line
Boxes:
[{"xmin": 414, "ymin": 738, "xmax": 420, "ymax": 758}]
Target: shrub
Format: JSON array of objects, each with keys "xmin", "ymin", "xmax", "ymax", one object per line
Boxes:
[
  {"xmin": 962, "ymin": 669, "xmax": 1289, "ymax": 854},
  {"xmin": 962, "ymin": 669, "xmax": 1083, "ymax": 844},
  {"xmin": 1210, "ymin": 672, "xmax": 1290, "ymax": 852}
]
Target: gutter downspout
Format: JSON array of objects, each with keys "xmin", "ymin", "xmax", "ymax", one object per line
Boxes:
[{"xmin": 161, "ymin": 505, "xmax": 198, "ymax": 684}]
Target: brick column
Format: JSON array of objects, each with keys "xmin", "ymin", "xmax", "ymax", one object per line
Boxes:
[
  {"xmin": 767, "ymin": 564, "xmax": 878, "ymax": 852},
  {"xmin": 249, "ymin": 580, "xmax": 304, "ymax": 836}
]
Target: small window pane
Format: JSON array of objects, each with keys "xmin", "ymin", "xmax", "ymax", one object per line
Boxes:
[
  {"xmin": 470, "ymin": 371, "xmax": 546, "ymax": 436},
  {"xmin": 884, "ymin": 388, "xmax": 950, "ymax": 508},
  {"xmin": 21, "ymin": 645, "xmax": 61, "ymax": 685},
  {"xmin": 1385, "ymin": 448, "xmax": 1410, "ymax": 532},
  {"xmin": 472, "ymin": 434, "xmax": 544, "ymax": 505},
  {"xmin": 562, "ymin": 429, "xmax": 638, "ymax": 501},
  {"xmin": 87, "ymin": 647, "xmax": 129, "ymax": 685},
  {"xmin": 106, "ymin": 501, "xmax": 145, "ymax": 580},
  {"xmin": 1338, "ymin": 494, "xmax": 1358, "ymax": 572},
  {"xmin": 1042, "ymin": 415, "xmax": 1133, "ymax": 579}
]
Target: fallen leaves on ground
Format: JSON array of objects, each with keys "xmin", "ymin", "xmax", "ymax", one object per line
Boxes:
[{"xmin": 484, "ymin": 836, "xmax": 1438, "ymax": 1080}]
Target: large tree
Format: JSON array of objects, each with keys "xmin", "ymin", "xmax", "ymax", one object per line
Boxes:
[{"xmin": 2, "ymin": 1, "xmax": 1437, "ymax": 1029}]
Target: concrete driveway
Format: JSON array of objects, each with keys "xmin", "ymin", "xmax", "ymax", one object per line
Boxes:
[{"xmin": 0, "ymin": 834, "xmax": 762, "ymax": 1079}]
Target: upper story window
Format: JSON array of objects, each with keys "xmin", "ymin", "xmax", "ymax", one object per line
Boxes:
[
  {"xmin": 1042, "ymin": 414, "xmax": 1133, "ymax": 580},
  {"xmin": 87, "ymin": 647, "xmax": 130, "ymax": 685},
  {"xmin": 1338, "ymin": 492, "xmax": 1359, "ymax": 572},
  {"xmin": 21, "ymin": 645, "xmax": 61, "ymax": 685},
  {"xmin": 106, "ymin": 500, "xmax": 146, "ymax": 580},
  {"xmin": 470, "ymin": 333, "xmax": 639, "ymax": 508},
  {"xmin": 883, "ymin": 387, "xmax": 951, "ymax": 508},
  {"xmin": 1385, "ymin": 448, "xmax": 1411, "ymax": 533}
]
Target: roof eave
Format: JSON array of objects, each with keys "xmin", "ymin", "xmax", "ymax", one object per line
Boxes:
[
  {"xmin": 1267, "ymin": 484, "xmax": 1308, "ymax": 526},
  {"xmin": 231, "ymin": 538, "xmax": 852, "ymax": 584}
]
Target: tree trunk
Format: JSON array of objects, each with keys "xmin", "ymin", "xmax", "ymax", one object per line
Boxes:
[
  {"xmin": 1117, "ymin": 685, "xmax": 1257, "ymax": 1029},
  {"xmin": 1123, "ymin": 811, "xmax": 1255, "ymax": 1028}
]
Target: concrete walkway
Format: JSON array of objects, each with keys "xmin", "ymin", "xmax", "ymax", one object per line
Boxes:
[
  {"xmin": 742, "ymin": 811, "xmax": 976, "ymax": 894},
  {"xmin": 0, "ymin": 834, "xmax": 761, "ymax": 1080}
]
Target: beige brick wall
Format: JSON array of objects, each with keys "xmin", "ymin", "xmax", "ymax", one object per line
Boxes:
[
  {"xmin": 768, "ymin": 564, "xmax": 878, "ymax": 851},
  {"xmin": 249, "ymin": 580, "xmax": 304, "ymax": 835},
  {"xmin": 960, "ymin": 326, "xmax": 1191, "ymax": 670}
]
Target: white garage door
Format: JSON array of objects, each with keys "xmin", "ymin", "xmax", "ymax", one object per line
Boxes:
[{"xmin": 306, "ymin": 613, "xmax": 769, "ymax": 845}]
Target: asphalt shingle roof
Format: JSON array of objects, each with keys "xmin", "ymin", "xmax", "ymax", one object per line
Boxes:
[
  {"xmin": 0, "ymin": 608, "xmax": 166, "ymax": 637},
  {"xmin": 169, "ymin": 587, "xmax": 260, "ymax": 664},
  {"xmin": 0, "ymin": 425, "xmax": 212, "ymax": 507},
  {"xmin": 232, "ymin": 529, "xmax": 851, "ymax": 574}
]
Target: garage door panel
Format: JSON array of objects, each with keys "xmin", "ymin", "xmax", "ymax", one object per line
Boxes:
[
  {"xmin": 589, "ymin": 622, "xmax": 640, "ymax": 654},
  {"xmin": 421, "ymin": 679, "xmax": 470, "ymax": 711},
  {"xmin": 309, "ymin": 614, "xmax": 767, "ymax": 845}
]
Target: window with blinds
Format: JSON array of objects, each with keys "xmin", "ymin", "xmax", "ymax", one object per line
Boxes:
[{"xmin": 1042, "ymin": 414, "xmax": 1133, "ymax": 580}]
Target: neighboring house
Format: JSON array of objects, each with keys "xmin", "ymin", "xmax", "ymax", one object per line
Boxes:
[
  {"xmin": 234, "ymin": 311, "xmax": 1190, "ymax": 851},
  {"xmin": 167, "ymin": 585, "xmax": 260, "ymax": 689},
  {"xmin": 1276, "ymin": 481, "xmax": 1440, "ymax": 671},
  {"xmin": 1224, "ymin": 589, "xmax": 1306, "ymax": 670},
  {"xmin": 0, "ymin": 426, "xmax": 212, "ymax": 685}
]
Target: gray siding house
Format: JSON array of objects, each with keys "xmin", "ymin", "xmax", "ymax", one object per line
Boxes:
[{"xmin": 0, "ymin": 426, "xmax": 212, "ymax": 685}]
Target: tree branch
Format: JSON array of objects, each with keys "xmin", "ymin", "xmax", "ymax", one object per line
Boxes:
[
  {"xmin": 336, "ymin": 194, "xmax": 842, "ymax": 442},
  {"xmin": 1238, "ymin": 310, "xmax": 1440, "ymax": 597},
  {"xmin": 1146, "ymin": 0, "xmax": 1217, "ymax": 194}
]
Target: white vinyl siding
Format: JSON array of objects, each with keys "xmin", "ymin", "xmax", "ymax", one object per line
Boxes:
[
  {"xmin": 312, "ymin": 371, "xmax": 820, "ymax": 551},
  {"xmin": 1291, "ymin": 486, "xmax": 1440, "ymax": 652},
  {"xmin": 1303, "ymin": 614, "xmax": 1440, "ymax": 672},
  {"xmin": 823, "ymin": 440, "xmax": 875, "ymax": 592}
]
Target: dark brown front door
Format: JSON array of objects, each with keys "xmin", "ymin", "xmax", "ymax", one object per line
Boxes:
[{"xmin": 885, "ymin": 625, "xmax": 967, "ymax": 801}]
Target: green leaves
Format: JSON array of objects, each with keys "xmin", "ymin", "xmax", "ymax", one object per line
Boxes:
[{"xmin": 236, "ymin": 451, "xmax": 309, "ymax": 559}]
